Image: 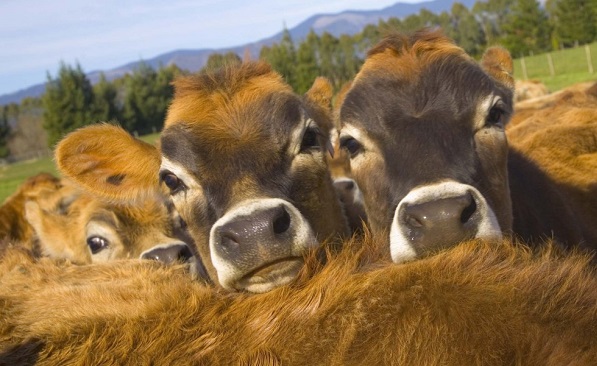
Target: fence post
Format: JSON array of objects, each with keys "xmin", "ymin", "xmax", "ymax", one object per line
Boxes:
[
  {"xmin": 520, "ymin": 56, "xmax": 528, "ymax": 80},
  {"xmin": 586, "ymin": 45, "xmax": 594, "ymax": 74},
  {"xmin": 547, "ymin": 53, "xmax": 555, "ymax": 77}
]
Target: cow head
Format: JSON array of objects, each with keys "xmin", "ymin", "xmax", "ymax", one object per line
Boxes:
[
  {"xmin": 338, "ymin": 30, "xmax": 515, "ymax": 263},
  {"xmin": 24, "ymin": 178, "xmax": 193, "ymax": 266},
  {"xmin": 56, "ymin": 62, "xmax": 349, "ymax": 292}
]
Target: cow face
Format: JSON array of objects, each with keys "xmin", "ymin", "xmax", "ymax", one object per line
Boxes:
[
  {"xmin": 24, "ymin": 180, "xmax": 192, "ymax": 266},
  {"xmin": 338, "ymin": 30, "xmax": 515, "ymax": 263},
  {"xmin": 159, "ymin": 62, "xmax": 348, "ymax": 292},
  {"xmin": 56, "ymin": 62, "xmax": 348, "ymax": 293}
]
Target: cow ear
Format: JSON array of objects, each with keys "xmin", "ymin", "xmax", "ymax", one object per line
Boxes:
[
  {"xmin": 55, "ymin": 123, "xmax": 161, "ymax": 203},
  {"xmin": 305, "ymin": 77, "xmax": 333, "ymax": 111},
  {"xmin": 481, "ymin": 46, "xmax": 514, "ymax": 90}
]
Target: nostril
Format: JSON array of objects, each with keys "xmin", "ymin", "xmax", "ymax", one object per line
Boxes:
[
  {"xmin": 142, "ymin": 244, "xmax": 193, "ymax": 264},
  {"xmin": 460, "ymin": 194, "xmax": 477, "ymax": 224},
  {"xmin": 405, "ymin": 215, "xmax": 424, "ymax": 228},
  {"xmin": 344, "ymin": 180, "xmax": 355, "ymax": 191},
  {"xmin": 273, "ymin": 207, "xmax": 291, "ymax": 235},
  {"xmin": 220, "ymin": 233, "xmax": 240, "ymax": 252},
  {"xmin": 177, "ymin": 245, "xmax": 193, "ymax": 261}
]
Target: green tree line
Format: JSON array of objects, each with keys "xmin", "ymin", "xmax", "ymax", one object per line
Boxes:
[{"xmin": 1, "ymin": 0, "xmax": 596, "ymax": 158}]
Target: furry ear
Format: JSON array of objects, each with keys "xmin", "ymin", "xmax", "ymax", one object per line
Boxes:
[
  {"xmin": 55, "ymin": 123, "xmax": 161, "ymax": 203},
  {"xmin": 481, "ymin": 46, "xmax": 514, "ymax": 90},
  {"xmin": 305, "ymin": 77, "xmax": 334, "ymax": 111}
]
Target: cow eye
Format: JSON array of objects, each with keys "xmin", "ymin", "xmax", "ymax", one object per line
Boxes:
[
  {"xmin": 87, "ymin": 236, "xmax": 109, "ymax": 254},
  {"xmin": 160, "ymin": 171, "xmax": 185, "ymax": 194},
  {"xmin": 486, "ymin": 106, "xmax": 505, "ymax": 127},
  {"xmin": 340, "ymin": 137, "xmax": 362, "ymax": 157},
  {"xmin": 300, "ymin": 128, "xmax": 321, "ymax": 152}
]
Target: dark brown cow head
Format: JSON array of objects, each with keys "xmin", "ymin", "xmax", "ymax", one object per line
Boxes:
[
  {"xmin": 338, "ymin": 30, "xmax": 515, "ymax": 263},
  {"xmin": 57, "ymin": 61, "xmax": 349, "ymax": 292}
]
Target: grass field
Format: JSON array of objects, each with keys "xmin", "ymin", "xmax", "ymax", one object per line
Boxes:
[
  {"xmin": 0, "ymin": 132, "xmax": 160, "ymax": 203},
  {"xmin": 513, "ymin": 41, "xmax": 597, "ymax": 91}
]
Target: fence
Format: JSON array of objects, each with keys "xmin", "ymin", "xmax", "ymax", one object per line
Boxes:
[{"xmin": 514, "ymin": 42, "xmax": 597, "ymax": 90}]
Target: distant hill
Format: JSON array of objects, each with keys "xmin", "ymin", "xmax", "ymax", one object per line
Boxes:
[{"xmin": 0, "ymin": 0, "xmax": 476, "ymax": 105}]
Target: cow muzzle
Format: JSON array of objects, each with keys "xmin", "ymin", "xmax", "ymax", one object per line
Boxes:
[
  {"xmin": 390, "ymin": 181, "xmax": 502, "ymax": 263},
  {"xmin": 209, "ymin": 198, "xmax": 317, "ymax": 293}
]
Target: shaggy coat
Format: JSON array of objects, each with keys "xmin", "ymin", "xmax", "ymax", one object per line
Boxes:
[{"xmin": 1, "ymin": 236, "xmax": 597, "ymax": 365}]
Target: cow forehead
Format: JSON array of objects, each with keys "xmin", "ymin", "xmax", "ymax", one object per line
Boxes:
[{"xmin": 343, "ymin": 45, "xmax": 500, "ymax": 135}]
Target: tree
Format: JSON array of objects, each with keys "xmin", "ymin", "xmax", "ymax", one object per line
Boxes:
[
  {"xmin": 92, "ymin": 73, "xmax": 120, "ymax": 123},
  {"xmin": 42, "ymin": 62, "xmax": 95, "ymax": 147},
  {"xmin": 447, "ymin": 3, "xmax": 486, "ymax": 57},
  {"xmin": 122, "ymin": 62, "xmax": 177, "ymax": 135},
  {"xmin": 501, "ymin": 0, "xmax": 551, "ymax": 56},
  {"xmin": 201, "ymin": 52, "xmax": 242, "ymax": 72},
  {"xmin": 294, "ymin": 30, "xmax": 320, "ymax": 94},
  {"xmin": 261, "ymin": 28, "xmax": 297, "ymax": 88},
  {"xmin": 553, "ymin": 0, "xmax": 597, "ymax": 47},
  {"xmin": 473, "ymin": 0, "xmax": 515, "ymax": 46},
  {"xmin": 0, "ymin": 105, "xmax": 12, "ymax": 158}
]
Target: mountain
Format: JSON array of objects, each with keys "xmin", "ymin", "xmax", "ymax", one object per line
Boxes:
[{"xmin": 0, "ymin": 0, "xmax": 476, "ymax": 105}]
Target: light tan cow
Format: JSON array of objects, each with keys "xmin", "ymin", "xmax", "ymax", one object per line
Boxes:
[{"xmin": 23, "ymin": 178, "xmax": 195, "ymax": 266}]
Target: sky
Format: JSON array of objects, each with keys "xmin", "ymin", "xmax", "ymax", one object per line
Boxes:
[{"xmin": 0, "ymin": 0, "xmax": 425, "ymax": 97}]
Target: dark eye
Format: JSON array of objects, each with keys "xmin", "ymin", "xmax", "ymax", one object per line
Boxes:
[
  {"xmin": 160, "ymin": 171, "xmax": 184, "ymax": 193},
  {"xmin": 340, "ymin": 137, "xmax": 362, "ymax": 157},
  {"xmin": 300, "ymin": 128, "xmax": 320, "ymax": 152},
  {"xmin": 87, "ymin": 236, "xmax": 109, "ymax": 254},
  {"xmin": 486, "ymin": 106, "xmax": 505, "ymax": 126}
]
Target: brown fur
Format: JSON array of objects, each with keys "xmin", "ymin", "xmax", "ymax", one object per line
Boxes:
[
  {"xmin": 514, "ymin": 79, "xmax": 549, "ymax": 102},
  {"xmin": 509, "ymin": 80, "xmax": 597, "ymax": 130},
  {"xmin": 1, "ymin": 236, "xmax": 597, "ymax": 364}
]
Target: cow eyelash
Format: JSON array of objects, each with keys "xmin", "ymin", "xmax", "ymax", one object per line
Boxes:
[{"xmin": 159, "ymin": 170, "xmax": 186, "ymax": 194}]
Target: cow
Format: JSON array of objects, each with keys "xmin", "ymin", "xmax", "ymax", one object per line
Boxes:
[
  {"xmin": 514, "ymin": 79, "xmax": 549, "ymax": 102},
  {"xmin": 509, "ymin": 80, "xmax": 597, "ymax": 129},
  {"xmin": 22, "ymin": 178, "xmax": 195, "ymax": 266},
  {"xmin": 507, "ymin": 81, "xmax": 597, "ymax": 141},
  {"xmin": 328, "ymin": 80, "xmax": 368, "ymax": 234},
  {"xmin": 1, "ymin": 235, "xmax": 597, "ymax": 364},
  {"xmin": 337, "ymin": 29, "xmax": 597, "ymax": 264},
  {"xmin": 54, "ymin": 62, "xmax": 350, "ymax": 293},
  {"xmin": 0, "ymin": 172, "xmax": 62, "ymax": 245}
]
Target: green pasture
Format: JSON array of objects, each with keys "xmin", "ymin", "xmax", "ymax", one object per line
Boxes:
[
  {"xmin": 0, "ymin": 132, "xmax": 160, "ymax": 203},
  {"xmin": 513, "ymin": 41, "xmax": 597, "ymax": 91}
]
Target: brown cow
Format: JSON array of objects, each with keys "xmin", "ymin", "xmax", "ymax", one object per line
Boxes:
[
  {"xmin": 55, "ymin": 62, "xmax": 349, "ymax": 293},
  {"xmin": 0, "ymin": 172, "xmax": 62, "ymax": 245},
  {"xmin": 509, "ymin": 80, "xmax": 597, "ymax": 130},
  {"xmin": 337, "ymin": 29, "xmax": 597, "ymax": 263},
  {"xmin": 514, "ymin": 79, "xmax": 549, "ymax": 102},
  {"xmin": 507, "ymin": 81, "xmax": 597, "ymax": 141},
  {"xmin": 1, "ymin": 236, "xmax": 597, "ymax": 364}
]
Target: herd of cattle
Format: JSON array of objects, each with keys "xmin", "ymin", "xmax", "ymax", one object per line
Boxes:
[{"xmin": 1, "ymin": 29, "xmax": 597, "ymax": 364}]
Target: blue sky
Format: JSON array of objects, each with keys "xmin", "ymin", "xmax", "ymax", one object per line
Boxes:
[{"xmin": 0, "ymin": 0, "xmax": 424, "ymax": 97}]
